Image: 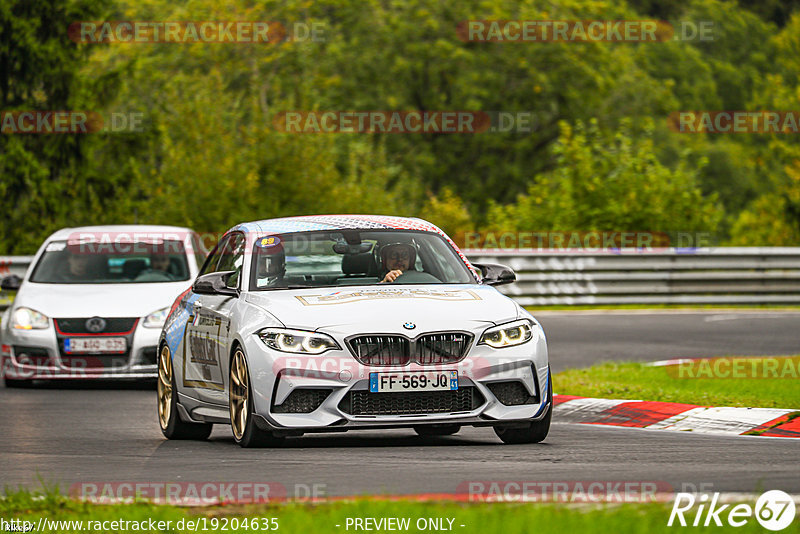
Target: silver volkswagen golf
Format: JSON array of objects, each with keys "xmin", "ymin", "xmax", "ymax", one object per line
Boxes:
[
  {"xmin": 0, "ymin": 225, "xmax": 206, "ymax": 385},
  {"xmin": 157, "ymin": 215, "xmax": 551, "ymax": 446}
]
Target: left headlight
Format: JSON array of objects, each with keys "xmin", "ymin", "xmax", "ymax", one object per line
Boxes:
[
  {"xmin": 12, "ymin": 307, "xmax": 49, "ymax": 330},
  {"xmin": 479, "ymin": 319, "xmax": 533, "ymax": 348},
  {"xmin": 258, "ymin": 328, "xmax": 340, "ymax": 355},
  {"xmin": 143, "ymin": 306, "xmax": 170, "ymax": 328}
]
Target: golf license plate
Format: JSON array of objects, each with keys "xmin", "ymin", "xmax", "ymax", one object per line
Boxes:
[
  {"xmin": 370, "ymin": 371, "xmax": 458, "ymax": 393},
  {"xmin": 64, "ymin": 337, "xmax": 126, "ymax": 354}
]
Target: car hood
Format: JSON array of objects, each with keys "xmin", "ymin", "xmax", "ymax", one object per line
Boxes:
[
  {"xmin": 14, "ymin": 282, "xmax": 191, "ymax": 318},
  {"xmin": 244, "ymin": 284, "xmax": 518, "ymax": 334}
]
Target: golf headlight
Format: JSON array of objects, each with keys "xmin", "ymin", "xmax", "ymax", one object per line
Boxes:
[
  {"xmin": 143, "ymin": 307, "xmax": 170, "ymax": 328},
  {"xmin": 480, "ymin": 320, "xmax": 533, "ymax": 348},
  {"xmin": 12, "ymin": 307, "xmax": 49, "ymax": 330},
  {"xmin": 258, "ymin": 328, "xmax": 339, "ymax": 355}
]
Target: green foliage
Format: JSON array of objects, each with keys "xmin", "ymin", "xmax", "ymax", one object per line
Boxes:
[
  {"xmin": 487, "ymin": 119, "xmax": 723, "ymax": 233},
  {"xmin": 3, "ymin": 0, "xmax": 800, "ymax": 252}
]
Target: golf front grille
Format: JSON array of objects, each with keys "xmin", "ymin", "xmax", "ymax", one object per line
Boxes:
[
  {"xmin": 272, "ymin": 389, "xmax": 331, "ymax": 414},
  {"xmin": 487, "ymin": 381, "xmax": 539, "ymax": 406},
  {"xmin": 347, "ymin": 332, "xmax": 472, "ymax": 366},
  {"xmin": 339, "ymin": 387, "xmax": 484, "ymax": 416},
  {"xmin": 54, "ymin": 317, "xmax": 138, "ymax": 335}
]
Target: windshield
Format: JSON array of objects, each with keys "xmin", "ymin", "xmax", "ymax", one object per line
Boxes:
[
  {"xmin": 249, "ymin": 230, "xmax": 474, "ymax": 290},
  {"xmin": 30, "ymin": 240, "xmax": 191, "ymax": 284}
]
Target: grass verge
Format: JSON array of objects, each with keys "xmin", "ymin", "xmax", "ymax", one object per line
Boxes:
[
  {"xmin": 1, "ymin": 490, "xmax": 793, "ymax": 534},
  {"xmin": 553, "ymin": 357, "xmax": 800, "ymax": 408}
]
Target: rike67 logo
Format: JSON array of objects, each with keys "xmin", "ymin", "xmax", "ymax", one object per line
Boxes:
[{"xmin": 668, "ymin": 490, "xmax": 796, "ymax": 530}]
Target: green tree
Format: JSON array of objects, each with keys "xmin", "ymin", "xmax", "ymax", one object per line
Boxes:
[
  {"xmin": 487, "ymin": 119, "xmax": 723, "ymax": 235},
  {"xmin": 0, "ymin": 0, "xmax": 120, "ymax": 253}
]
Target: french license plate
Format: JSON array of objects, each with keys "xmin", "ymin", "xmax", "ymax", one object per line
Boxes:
[
  {"xmin": 64, "ymin": 337, "xmax": 126, "ymax": 354},
  {"xmin": 370, "ymin": 371, "xmax": 458, "ymax": 393}
]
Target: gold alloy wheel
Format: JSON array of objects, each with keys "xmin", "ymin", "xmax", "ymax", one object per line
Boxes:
[
  {"xmin": 229, "ymin": 349, "xmax": 249, "ymax": 441},
  {"xmin": 157, "ymin": 345, "xmax": 172, "ymax": 429}
]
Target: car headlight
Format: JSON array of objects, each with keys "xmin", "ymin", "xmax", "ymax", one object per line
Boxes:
[
  {"xmin": 258, "ymin": 328, "xmax": 340, "ymax": 355},
  {"xmin": 143, "ymin": 306, "xmax": 170, "ymax": 328},
  {"xmin": 479, "ymin": 319, "xmax": 533, "ymax": 348},
  {"xmin": 12, "ymin": 307, "xmax": 49, "ymax": 330}
]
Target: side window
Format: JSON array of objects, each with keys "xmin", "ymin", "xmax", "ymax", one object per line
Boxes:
[
  {"xmin": 216, "ymin": 233, "xmax": 245, "ymax": 288},
  {"xmin": 198, "ymin": 239, "xmax": 225, "ymax": 277}
]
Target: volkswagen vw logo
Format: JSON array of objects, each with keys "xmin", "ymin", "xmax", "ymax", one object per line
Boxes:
[
  {"xmin": 402, "ymin": 322, "xmax": 416, "ymax": 330},
  {"xmin": 85, "ymin": 317, "xmax": 107, "ymax": 333}
]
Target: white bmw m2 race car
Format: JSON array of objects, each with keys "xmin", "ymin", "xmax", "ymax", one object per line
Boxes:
[{"xmin": 157, "ymin": 215, "xmax": 551, "ymax": 446}]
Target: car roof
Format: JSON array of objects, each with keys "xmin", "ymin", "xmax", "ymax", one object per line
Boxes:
[
  {"xmin": 230, "ymin": 215, "xmax": 444, "ymax": 237},
  {"xmin": 46, "ymin": 225, "xmax": 195, "ymax": 241}
]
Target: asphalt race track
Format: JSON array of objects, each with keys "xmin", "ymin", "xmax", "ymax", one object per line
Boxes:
[
  {"xmin": 538, "ymin": 311, "xmax": 800, "ymax": 372},
  {"xmin": 1, "ymin": 312, "xmax": 799, "ymax": 496}
]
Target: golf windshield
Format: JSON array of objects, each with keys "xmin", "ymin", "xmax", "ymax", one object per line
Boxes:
[
  {"xmin": 30, "ymin": 240, "xmax": 190, "ymax": 284},
  {"xmin": 250, "ymin": 230, "xmax": 475, "ymax": 290}
]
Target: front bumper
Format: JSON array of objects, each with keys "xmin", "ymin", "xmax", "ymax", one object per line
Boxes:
[
  {"xmin": 1, "ymin": 321, "xmax": 161, "ymax": 381},
  {"xmin": 236, "ymin": 327, "xmax": 550, "ymax": 432}
]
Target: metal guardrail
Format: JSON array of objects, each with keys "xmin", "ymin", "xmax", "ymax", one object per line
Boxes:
[
  {"xmin": 464, "ymin": 247, "xmax": 800, "ymax": 305},
  {"xmin": 2, "ymin": 249, "xmax": 800, "ymax": 309},
  {"xmin": 0, "ymin": 256, "xmax": 32, "ymax": 311}
]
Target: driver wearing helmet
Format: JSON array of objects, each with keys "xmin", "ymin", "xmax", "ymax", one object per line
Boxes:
[
  {"xmin": 256, "ymin": 239, "xmax": 286, "ymax": 287},
  {"xmin": 379, "ymin": 243, "xmax": 415, "ymax": 283}
]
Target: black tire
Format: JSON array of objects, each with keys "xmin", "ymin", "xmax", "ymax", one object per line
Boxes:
[
  {"xmin": 414, "ymin": 424, "xmax": 461, "ymax": 437},
  {"xmin": 494, "ymin": 370, "xmax": 552, "ymax": 444},
  {"xmin": 3, "ymin": 378, "xmax": 33, "ymax": 388},
  {"xmin": 158, "ymin": 345, "xmax": 213, "ymax": 440},
  {"xmin": 229, "ymin": 348, "xmax": 284, "ymax": 448}
]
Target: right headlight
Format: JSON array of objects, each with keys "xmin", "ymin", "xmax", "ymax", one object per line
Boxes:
[
  {"xmin": 258, "ymin": 328, "xmax": 340, "ymax": 355},
  {"xmin": 479, "ymin": 319, "xmax": 533, "ymax": 348},
  {"xmin": 12, "ymin": 307, "xmax": 49, "ymax": 330}
]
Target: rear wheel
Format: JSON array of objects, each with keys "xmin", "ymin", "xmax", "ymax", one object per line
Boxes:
[
  {"xmin": 229, "ymin": 348, "xmax": 283, "ymax": 448},
  {"xmin": 158, "ymin": 345, "xmax": 212, "ymax": 440},
  {"xmin": 414, "ymin": 424, "xmax": 461, "ymax": 437},
  {"xmin": 494, "ymin": 370, "xmax": 552, "ymax": 444}
]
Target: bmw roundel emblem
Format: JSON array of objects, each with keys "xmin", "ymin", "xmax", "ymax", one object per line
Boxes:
[{"xmin": 403, "ymin": 322, "xmax": 416, "ymax": 330}]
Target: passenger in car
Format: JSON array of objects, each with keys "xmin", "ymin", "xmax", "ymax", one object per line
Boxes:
[{"xmin": 149, "ymin": 254, "xmax": 172, "ymax": 274}]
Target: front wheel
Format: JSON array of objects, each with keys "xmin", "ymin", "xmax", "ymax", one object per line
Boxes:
[
  {"xmin": 158, "ymin": 345, "xmax": 213, "ymax": 440},
  {"xmin": 229, "ymin": 348, "xmax": 284, "ymax": 448},
  {"xmin": 494, "ymin": 370, "xmax": 552, "ymax": 444}
]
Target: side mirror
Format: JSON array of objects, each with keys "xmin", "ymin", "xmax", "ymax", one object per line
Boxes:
[
  {"xmin": 1, "ymin": 275, "xmax": 22, "ymax": 291},
  {"xmin": 473, "ymin": 263, "xmax": 516, "ymax": 286},
  {"xmin": 192, "ymin": 271, "xmax": 238, "ymax": 297}
]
